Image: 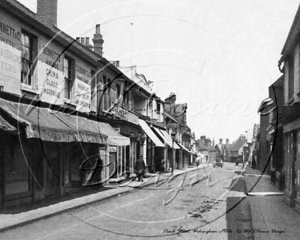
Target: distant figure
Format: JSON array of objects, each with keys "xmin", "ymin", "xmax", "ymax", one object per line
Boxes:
[
  {"xmin": 134, "ymin": 156, "xmax": 146, "ymax": 182},
  {"xmin": 196, "ymin": 157, "xmax": 200, "ymax": 167}
]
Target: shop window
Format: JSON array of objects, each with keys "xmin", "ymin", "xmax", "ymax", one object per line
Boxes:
[
  {"xmin": 4, "ymin": 135, "xmax": 29, "ymax": 195},
  {"xmin": 64, "ymin": 56, "xmax": 73, "ymax": 99},
  {"xmin": 21, "ymin": 32, "xmax": 33, "ymax": 86},
  {"xmin": 43, "ymin": 142, "xmax": 60, "ymax": 189}
]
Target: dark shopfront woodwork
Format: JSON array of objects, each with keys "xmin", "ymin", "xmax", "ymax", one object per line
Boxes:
[{"xmin": 1, "ymin": 131, "xmax": 33, "ymax": 208}]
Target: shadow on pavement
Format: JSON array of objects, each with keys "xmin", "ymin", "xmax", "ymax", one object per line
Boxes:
[
  {"xmin": 228, "ymin": 177, "xmax": 247, "ymax": 193},
  {"xmin": 226, "ymin": 176, "xmax": 253, "ymax": 240},
  {"xmin": 0, "ymin": 186, "xmax": 114, "ymax": 215}
]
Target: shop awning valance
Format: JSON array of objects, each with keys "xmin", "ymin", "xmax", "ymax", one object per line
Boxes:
[
  {"xmin": 97, "ymin": 122, "xmax": 130, "ymax": 146},
  {"xmin": 0, "ymin": 99, "xmax": 129, "ymax": 145},
  {"xmin": 0, "ymin": 115, "xmax": 17, "ymax": 132},
  {"xmin": 138, "ymin": 119, "xmax": 165, "ymax": 147}
]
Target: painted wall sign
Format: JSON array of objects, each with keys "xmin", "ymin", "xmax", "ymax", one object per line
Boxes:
[
  {"xmin": 0, "ymin": 20, "xmax": 21, "ymax": 47},
  {"xmin": 74, "ymin": 78, "xmax": 91, "ymax": 112},
  {"xmin": 37, "ymin": 61, "xmax": 64, "ymax": 105},
  {"xmin": 43, "ymin": 46, "xmax": 61, "ymax": 70},
  {"xmin": 75, "ymin": 64, "xmax": 91, "ymax": 83},
  {"xmin": 0, "ymin": 41, "xmax": 21, "ymax": 95}
]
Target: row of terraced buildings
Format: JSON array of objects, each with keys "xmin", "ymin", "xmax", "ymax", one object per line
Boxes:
[{"xmin": 0, "ymin": 0, "xmax": 197, "ymax": 209}]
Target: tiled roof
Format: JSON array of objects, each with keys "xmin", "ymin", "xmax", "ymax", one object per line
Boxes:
[{"xmin": 230, "ymin": 139, "xmax": 247, "ymax": 152}]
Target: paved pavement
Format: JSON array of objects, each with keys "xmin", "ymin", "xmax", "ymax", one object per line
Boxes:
[
  {"xmin": 242, "ymin": 166, "xmax": 300, "ymax": 240},
  {"xmin": 0, "ymin": 165, "xmax": 203, "ymax": 232}
]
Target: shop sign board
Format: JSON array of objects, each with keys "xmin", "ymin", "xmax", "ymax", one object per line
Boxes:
[
  {"xmin": 74, "ymin": 78, "xmax": 91, "ymax": 113},
  {"xmin": 109, "ymin": 146, "xmax": 117, "ymax": 152},
  {"xmin": 0, "ymin": 41, "xmax": 21, "ymax": 95},
  {"xmin": 37, "ymin": 61, "xmax": 64, "ymax": 105}
]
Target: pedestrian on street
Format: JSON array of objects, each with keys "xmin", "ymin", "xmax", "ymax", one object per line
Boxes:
[
  {"xmin": 252, "ymin": 155, "xmax": 256, "ymax": 169},
  {"xmin": 196, "ymin": 157, "xmax": 200, "ymax": 167},
  {"xmin": 134, "ymin": 156, "xmax": 146, "ymax": 182}
]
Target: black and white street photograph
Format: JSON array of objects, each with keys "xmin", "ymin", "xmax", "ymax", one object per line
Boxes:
[{"xmin": 1, "ymin": 0, "xmax": 300, "ymax": 239}]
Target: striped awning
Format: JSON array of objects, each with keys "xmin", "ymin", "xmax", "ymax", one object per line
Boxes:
[
  {"xmin": 152, "ymin": 127, "xmax": 180, "ymax": 149},
  {"xmin": 138, "ymin": 119, "xmax": 165, "ymax": 147},
  {"xmin": 177, "ymin": 142, "xmax": 191, "ymax": 153}
]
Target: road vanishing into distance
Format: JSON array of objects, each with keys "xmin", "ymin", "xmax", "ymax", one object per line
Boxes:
[{"xmin": 1, "ymin": 163, "xmax": 253, "ymax": 240}]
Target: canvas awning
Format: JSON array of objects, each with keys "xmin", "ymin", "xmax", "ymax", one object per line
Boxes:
[
  {"xmin": 138, "ymin": 119, "xmax": 165, "ymax": 147},
  {"xmin": 97, "ymin": 122, "xmax": 130, "ymax": 146},
  {"xmin": 177, "ymin": 142, "xmax": 191, "ymax": 153},
  {"xmin": 0, "ymin": 98, "xmax": 129, "ymax": 146},
  {"xmin": 0, "ymin": 115, "xmax": 17, "ymax": 132},
  {"xmin": 152, "ymin": 127, "xmax": 180, "ymax": 149}
]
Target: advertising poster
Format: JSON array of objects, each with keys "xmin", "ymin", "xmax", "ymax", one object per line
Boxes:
[
  {"xmin": 0, "ymin": 41, "xmax": 21, "ymax": 95},
  {"xmin": 74, "ymin": 78, "xmax": 91, "ymax": 113},
  {"xmin": 37, "ymin": 61, "xmax": 64, "ymax": 105}
]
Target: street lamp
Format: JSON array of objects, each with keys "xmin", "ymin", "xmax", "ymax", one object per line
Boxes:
[{"xmin": 171, "ymin": 131, "xmax": 176, "ymax": 174}]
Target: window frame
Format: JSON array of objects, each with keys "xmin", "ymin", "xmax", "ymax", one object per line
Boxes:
[
  {"xmin": 21, "ymin": 31, "xmax": 33, "ymax": 86},
  {"xmin": 64, "ymin": 56, "xmax": 73, "ymax": 100}
]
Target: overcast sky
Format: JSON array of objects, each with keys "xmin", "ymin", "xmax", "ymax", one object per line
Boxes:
[{"xmin": 19, "ymin": 0, "xmax": 300, "ymax": 143}]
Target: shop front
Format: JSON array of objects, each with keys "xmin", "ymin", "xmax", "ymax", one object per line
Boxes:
[
  {"xmin": 109, "ymin": 117, "xmax": 141, "ymax": 180},
  {"xmin": 282, "ymin": 114, "xmax": 300, "ymax": 213},
  {"xmin": 0, "ymin": 98, "xmax": 129, "ymax": 209},
  {"xmin": 138, "ymin": 120, "xmax": 166, "ymax": 173}
]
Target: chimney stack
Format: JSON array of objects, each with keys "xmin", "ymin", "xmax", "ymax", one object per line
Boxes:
[
  {"xmin": 80, "ymin": 37, "xmax": 85, "ymax": 45},
  {"xmin": 219, "ymin": 139, "xmax": 223, "ymax": 145},
  {"xmin": 93, "ymin": 24, "xmax": 104, "ymax": 57},
  {"xmin": 226, "ymin": 139, "xmax": 229, "ymax": 144},
  {"xmin": 37, "ymin": 0, "xmax": 57, "ymax": 26},
  {"xmin": 85, "ymin": 37, "xmax": 93, "ymax": 50}
]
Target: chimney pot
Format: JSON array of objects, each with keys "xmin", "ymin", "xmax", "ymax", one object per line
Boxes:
[
  {"xmin": 86, "ymin": 37, "xmax": 90, "ymax": 45},
  {"xmin": 80, "ymin": 37, "xmax": 85, "ymax": 45},
  {"xmin": 96, "ymin": 24, "xmax": 101, "ymax": 34}
]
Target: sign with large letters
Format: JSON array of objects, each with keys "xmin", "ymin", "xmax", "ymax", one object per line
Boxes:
[
  {"xmin": 37, "ymin": 61, "xmax": 64, "ymax": 105},
  {"xmin": 74, "ymin": 78, "xmax": 91, "ymax": 113},
  {"xmin": 0, "ymin": 41, "xmax": 21, "ymax": 95}
]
